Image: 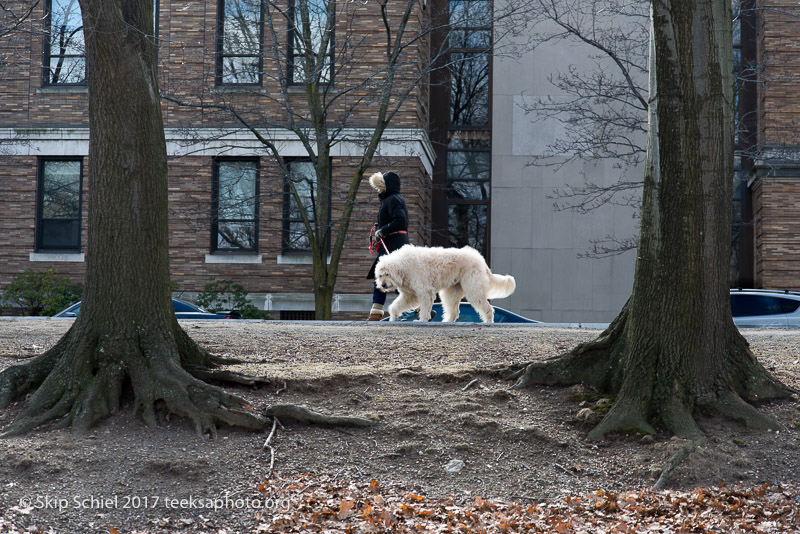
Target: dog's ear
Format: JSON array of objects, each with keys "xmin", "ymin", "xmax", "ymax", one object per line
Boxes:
[{"xmin": 386, "ymin": 262, "xmax": 406, "ymax": 287}]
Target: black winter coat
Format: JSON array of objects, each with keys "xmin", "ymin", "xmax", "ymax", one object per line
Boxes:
[{"xmin": 366, "ymin": 172, "xmax": 410, "ymax": 279}]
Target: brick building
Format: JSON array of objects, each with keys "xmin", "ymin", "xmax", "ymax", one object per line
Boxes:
[
  {"xmin": 0, "ymin": 0, "xmax": 439, "ymax": 318},
  {"xmin": 744, "ymin": 1, "xmax": 800, "ymax": 290}
]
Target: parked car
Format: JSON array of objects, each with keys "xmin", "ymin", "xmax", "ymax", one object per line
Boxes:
[
  {"xmin": 382, "ymin": 302, "xmax": 539, "ymax": 323},
  {"xmin": 730, "ymin": 289, "xmax": 800, "ymax": 327},
  {"xmin": 54, "ymin": 298, "xmax": 239, "ymax": 320}
]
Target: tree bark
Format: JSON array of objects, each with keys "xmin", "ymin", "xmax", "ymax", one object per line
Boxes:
[
  {"xmin": 509, "ymin": 0, "xmax": 794, "ymax": 441},
  {"xmin": 0, "ymin": 0, "xmax": 267, "ymax": 437}
]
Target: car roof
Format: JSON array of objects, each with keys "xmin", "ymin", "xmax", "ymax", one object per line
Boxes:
[{"xmin": 730, "ymin": 289, "xmax": 800, "ymax": 297}]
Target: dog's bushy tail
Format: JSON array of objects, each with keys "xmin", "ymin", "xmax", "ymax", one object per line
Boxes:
[{"xmin": 487, "ymin": 272, "xmax": 516, "ymax": 299}]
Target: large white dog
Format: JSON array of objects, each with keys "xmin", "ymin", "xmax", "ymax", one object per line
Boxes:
[{"xmin": 374, "ymin": 244, "xmax": 516, "ymax": 322}]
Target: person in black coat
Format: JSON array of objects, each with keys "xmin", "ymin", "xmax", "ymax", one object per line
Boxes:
[{"xmin": 366, "ymin": 171, "xmax": 410, "ymax": 320}]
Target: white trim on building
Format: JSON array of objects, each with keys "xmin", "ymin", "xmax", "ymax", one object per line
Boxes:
[{"xmin": 1, "ymin": 127, "xmax": 436, "ymax": 177}]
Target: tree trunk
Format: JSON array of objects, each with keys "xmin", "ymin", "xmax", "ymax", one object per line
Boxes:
[
  {"xmin": 509, "ymin": 0, "xmax": 793, "ymax": 441},
  {"xmin": 0, "ymin": 0, "xmax": 267, "ymax": 437},
  {"xmin": 313, "ymin": 257, "xmax": 334, "ymax": 321}
]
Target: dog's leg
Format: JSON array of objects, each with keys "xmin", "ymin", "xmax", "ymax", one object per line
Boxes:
[
  {"xmin": 415, "ymin": 292, "xmax": 435, "ymax": 322},
  {"xmin": 464, "ymin": 287, "xmax": 495, "ymax": 323},
  {"xmin": 439, "ymin": 284, "xmax": 463, "ymax": 322},
  {"xmin": 388, "ymin": 292, "xmax": 409, "ymax": 321}
]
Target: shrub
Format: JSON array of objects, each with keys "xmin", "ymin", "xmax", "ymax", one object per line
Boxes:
[
  {"xmin": 3, "ymin": 269, "xmax": 83, "ymax": 316},
  {"xmin": 195, "ymin": 277, "xmax": 269, "ymax": 320}
]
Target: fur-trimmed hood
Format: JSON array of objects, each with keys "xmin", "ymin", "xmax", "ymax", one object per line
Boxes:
[
  {"xmin": 368, "ymin": 172, "xmax": 386, "ymax": 193},
  {"xmin": 369, "ymin": 171, "xmax": 401, "ymax": 196}
]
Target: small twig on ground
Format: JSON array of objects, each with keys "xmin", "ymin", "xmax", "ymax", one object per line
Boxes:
[
  {"xmin": 462, "ymin": 378, "xmax": 479, "ymax": 391},
  {"xmin": 276, "ymin": 381, "xmax": 288, "ymax": 395},
  {"xmin": 554, "ymin": 463, "xmax": 576, "ymax": 477},
  {"xmin": 263, "ymin": 417, "xmax": 279, "ymax": 478}
]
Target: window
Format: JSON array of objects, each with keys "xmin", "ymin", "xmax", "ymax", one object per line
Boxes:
[
  {"xmin": 44, "ymin": 0, "xmax": 85, "ymax": 85},
  {"xmin": 442, "ymin": 0, "xmax": 492, "ymax": 257},
  {"xmin": 448, "ymin": 204, "xmax": 487, "ymax": 251},
  {"xmin": 288, "ymin": 0, "xmax": 333, "ymax": 84},
  {"xmin": 36, "ymin": 159, "xmax": 83, "ymax": 251},
  {"xmin": 217, "ymin": 0, "xmax": 264, "ymax": 85},
  {"xmin": 282, "ymin": 160, "xmax": 317, "ymax": 252},
  {"xmin": 449, "ymin": 52, "xmax": 489, "ymax": 127},
  {"xmin": 212, "ymin": 159, "xmax": 259, "ymax": 252}
]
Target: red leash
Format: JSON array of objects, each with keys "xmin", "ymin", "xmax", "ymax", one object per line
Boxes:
[{"xmin": 369, "ymin": 226, "xmax": 407, "ymax": 255}]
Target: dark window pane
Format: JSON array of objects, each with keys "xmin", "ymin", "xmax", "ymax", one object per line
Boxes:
[
  {"xmin": 218, "ymin": 161, "xmax": 257, "ymax": 220},
  {"xmin": 172, "ymin": 300, "xmax": 196, "ymax": 312},
  {"xmin": 42, "ymin": 160, "xmax": 81, "ymax": 218},
  {"xmin": 217, "ymin": 221, "xmax": 256, "ymax": 250},
  {"xmin": 221, "ymin": 57, "xmax": 261, "ymax": 84},
  {"xmin": 448, "ymin": 130, "xmax": 490, "ymax": 149},
  {"xmin": 450, "ymin": 52, "xmax": 489, "ymax": 126},
  {"xmin": 779, "ymin": 298, "xmax": 800, "ymax": 313},
  {"xmin": 450, "ymin": 29, "xmax": 491, "ymax": 49},
  {"xmin": 288, "ymin": 161, "xmax": 316, "ymax": 216},
  {"xmin": 287, "ymin": 221, "xmax": 311, "ymax": 249},
  {"xmin": 284, "ymin": 161, "xmax": 317, "ymax": 251},
  {"xmin": 447, "ymin": 150, "xmax": 489, "ymax": 181},
  {"xmin": 447, "ymin": 204, "xmax": 487, "ymax": 256},
  {"xmin": 730, "ymin": 295, "xmax": 789, "ymax": 317},
  {"xmin": 447, "ymin": 181, "xmax": 489, "ymax": 200},
  {"xmin": 40, "ymin": 219, "xmax": 80, "ymax": 249}
]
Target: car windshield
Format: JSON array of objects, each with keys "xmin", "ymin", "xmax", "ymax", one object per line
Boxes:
[{"xmin": 172, "ymin": 300, "xmax": 198, "ymax": 313}]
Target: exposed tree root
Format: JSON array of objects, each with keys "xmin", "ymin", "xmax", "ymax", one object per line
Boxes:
[
  {"xmin": 710, "ymin": 391, "xmax": 782, "ymax": 431},
  {"xmin": 184, "ymin": 365, "xmax": 271, "ymax": 387},
  {"xmin": 266, "ymin": 404, "xmax": 378, "ymax": 428},
  {"xmin": 0, "ymin": 340, "xmax": 70, "ymax": 409},
  {"xmin": 653, "ymin": 438, "xmax": 707, "ymax": 490},
  {"xmin": 0, "ymin": 323, "xmax": 270, "ymax": 438},
  {"xmin": 505, "ymin": 300, "xmax": 793, "ymax": 447},
  {"xmin": 505, "ymin": 304, "xmax": 629, "ymax": 392},
  {"xmin": 587, "ymin": 396, "xmax": 656, "ymax": 441}
]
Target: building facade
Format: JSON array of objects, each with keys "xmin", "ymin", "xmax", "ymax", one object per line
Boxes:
[
  {"xmin": 488, "ymin": 2, "xmax": 642, "ymax": 322},
  {"xmin": 0, "ymin": 0, "xmax": 434, "ymax": 318},
  {"xmin": 747, "ymin": 0, "xmax": 800, "ymax": 291},
  {"xmin": 6, "ymin": 1, "xmax": 784, "ymax": 323}
]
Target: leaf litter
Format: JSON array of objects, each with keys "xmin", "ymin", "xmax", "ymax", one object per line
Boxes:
[{"xmin": 0, "ymin": 320, "xmax": 798, "ymax": 533}]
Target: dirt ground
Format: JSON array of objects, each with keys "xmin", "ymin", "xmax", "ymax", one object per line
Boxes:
[{"xmin": 0, "ymin": 319, "xmax": 798, "ymax": 533}]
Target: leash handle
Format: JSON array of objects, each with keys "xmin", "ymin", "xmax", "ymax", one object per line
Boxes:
[
  {"xmin": 369, "ymin": 226, "xmax": 405, "ymax": 255},
  {"xmin": 369, "ymin": 225, "xmax": 378, "ymax": 255}
]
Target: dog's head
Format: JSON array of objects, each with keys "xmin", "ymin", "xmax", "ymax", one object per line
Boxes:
[{"xmin": 374, "ymin": 259, "xmax": 404, "ymax": 292}]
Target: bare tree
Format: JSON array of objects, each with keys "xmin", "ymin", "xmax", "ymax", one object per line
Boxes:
[
  {"xmin": 507, "ymin": 0, "xmax": 794, "ymax": 488},
  {"xmin": 163, "ymin": 0, "xmax": 534, "ymax": 319},
  {"xmin": 516, "ymin": 0, "xmax": 648, "ymax": 258},
  {"xmin": 0, "ymin": 0, "xmax": 268, "ymax": 437}
]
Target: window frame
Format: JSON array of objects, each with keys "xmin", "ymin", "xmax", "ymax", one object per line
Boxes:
[
  {"xmin": 211, "ymin": 157, "xmax": 261, "ymax": 254},
  {"xmin": 42, "ymin": 0, "xmax": 86, "ymax": 86},
  {"xmin": 36, "ymin": 157, "xmax": 84, "ymax": 252},
  {"xmin": 287, "ymin": 0, "xmax": 335, "ymax": 86},
  {"xmin": 215, "ymin": 0, "xmax": 266, "ymax": 86}
]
